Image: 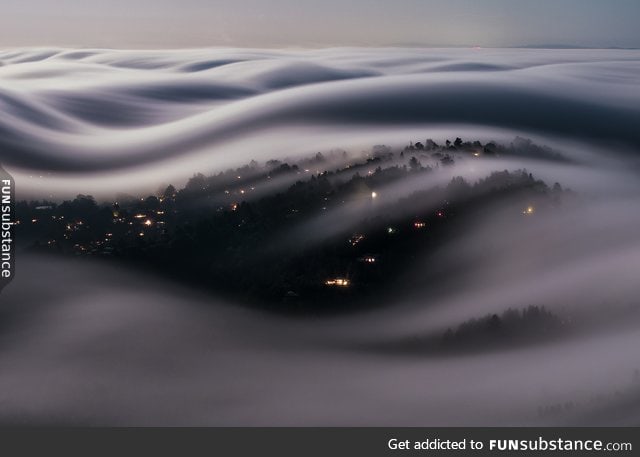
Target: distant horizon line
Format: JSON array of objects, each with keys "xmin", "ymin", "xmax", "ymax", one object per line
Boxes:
[{"xmin": 1, "ymin": 44, "xmax": 639, "ymax": 52}]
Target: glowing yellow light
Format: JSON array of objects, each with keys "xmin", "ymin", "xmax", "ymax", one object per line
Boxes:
[
  {"xmin": 523, "ymin": 206, "xmax": 535, "ymax": 215},
  {"xmin": 371, "ymin": 191, "xmax": 378, "ymax": 199},
  {"xmin": 326, "ymin": 278, "xmax": 350, "ymax": 287},
  {"xmin": 144, "ymin": 219, "xmax": 153, "ymax": 226}
]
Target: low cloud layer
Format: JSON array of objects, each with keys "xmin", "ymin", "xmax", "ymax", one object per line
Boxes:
[
  {"xmin": 1, "ymin": 48, "xmax": 639, "ymax": 425},
  {"xmin": 0, "ymin": 48, "xmax": 639, "ymax": 196}
]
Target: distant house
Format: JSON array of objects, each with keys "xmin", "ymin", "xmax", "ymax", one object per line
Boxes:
[
  {"xmin": 358, "ymin": 254, "xmax": 378, "ymax": 263},
  {"xmin": 325, "ymin": 278, "xmax": 350, "ymax": 287}
]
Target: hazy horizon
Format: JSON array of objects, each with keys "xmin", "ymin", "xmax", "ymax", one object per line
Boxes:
[{"xmin": 2, "ymin": 0, "xmax": 639, "ymax": 49}]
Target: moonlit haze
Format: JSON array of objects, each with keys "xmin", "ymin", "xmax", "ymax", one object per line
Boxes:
[
  {"xmin": 1, "ymin": 1, "xmax": 640, "ymax": 428},
  {"xmin": 1, "ymin": 0, "xmax": 640, "ymax": 49}
]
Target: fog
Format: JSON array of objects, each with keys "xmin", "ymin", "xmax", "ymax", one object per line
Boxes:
[
  {"xmin": 1, "ymin": 47, "xmax": 640, "ymax": 425},
  {"xmin": 0, "ymin": 47, "xmax": 639, "ymax": 197},
  {"xmin": 0, "ymin": 251, "xmax": 638, "ymax": 426}
]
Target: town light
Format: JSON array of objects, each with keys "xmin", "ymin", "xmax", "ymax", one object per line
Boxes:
[{"xmin": 325, "ymin": 278, "xmax": 350, "ymax": 287}]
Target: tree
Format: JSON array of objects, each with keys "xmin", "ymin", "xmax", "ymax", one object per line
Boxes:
[
  {"xmin": 425, "ymin": 139, "xmax": 439, "ymax": 150},
  {"xmin": 162, "ymin": 185, "xmax": 177, "ymax": 199},
  {"xmin": 185, "ymin": 173, "xmax": 206, "ymax": 191},
  {"xmin": 71, "ymin": 194, "xmax": 97, "ymax": 214},
  {"xmin": 484, "ymin": 142, "xmax": 497, "ymax": 155},
  {"xmin": 144, "ymin": 195, "xmax": 160, "ymax": 210},
  {"xmin": 447, "ymin": 176, "xmax": 471, "ymax": 197}
]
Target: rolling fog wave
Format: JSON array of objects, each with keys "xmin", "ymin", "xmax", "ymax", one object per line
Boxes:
[
  {"xmin": 1, "ymin": 48, "xmax": 640, "ymax": 425},
  {"xmin": 1, "ymin": 255, "xmax": 639, "ymax": 426},
  {"xmin": 1, "ymin": 47, "xmax": 640, "ymax": 195}
]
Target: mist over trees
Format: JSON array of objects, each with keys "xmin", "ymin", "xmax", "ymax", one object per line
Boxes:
[{"xmin": 17, "ymin": 137, "xmax": 574, "ymax": 312}]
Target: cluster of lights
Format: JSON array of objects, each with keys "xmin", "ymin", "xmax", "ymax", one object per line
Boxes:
[
  {"xmin": 522, "ymin": 206, "xmax": 535, "ymax": 215},
  {"xmin": 414, "ymin": 221, "xmax": 426, "ymax": 229},
  {"xmin": 349, "ymin": 234, "xmax": 365, "ymax": 246},
  {"xmin": 325, "ymin": 278, "xmax": 350, "ymax": 287}
]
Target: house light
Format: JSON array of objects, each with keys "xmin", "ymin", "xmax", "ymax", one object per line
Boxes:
[
  {"xmin": 325, "ymin": 278, "xmax": 350, "ymax": 287},
  {"xmin": 349, "ymin": 234, "xmax": 365, "ymax": 246}
]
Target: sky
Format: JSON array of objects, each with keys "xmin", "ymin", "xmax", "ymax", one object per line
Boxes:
[{"xmin": 0, "ymin": 0, "xmax": 639, "ymax": 49}]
